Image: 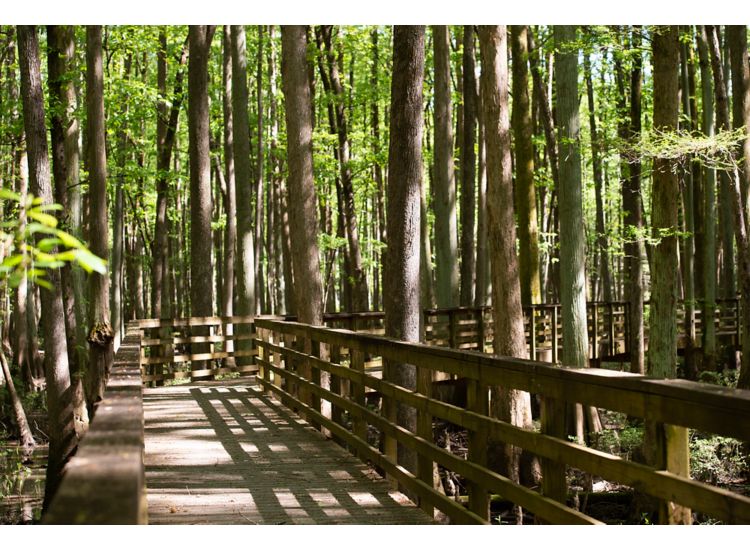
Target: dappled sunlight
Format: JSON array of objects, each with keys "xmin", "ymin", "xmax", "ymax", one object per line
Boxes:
[{"xmin": 143, "ymin": 379, "xmax": 431, "ymax": 525}]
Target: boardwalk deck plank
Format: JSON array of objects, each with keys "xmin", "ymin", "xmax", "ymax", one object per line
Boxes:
[{"xmin": 143, "ymin": 379, "xmax": 433, "ymax": 525}]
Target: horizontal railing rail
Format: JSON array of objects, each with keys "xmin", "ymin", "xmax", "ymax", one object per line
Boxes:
[
  {"xmin": 44, "ymin": 324, "xmax": 147, "ymax": 524},
  {"xmin": 254, "ymin": 317, "xmax": 750, "ymax": 525}
]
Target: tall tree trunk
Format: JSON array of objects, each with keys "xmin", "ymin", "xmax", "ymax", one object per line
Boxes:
[
  {"xmin": 46, "ymin": 25, "xmax": 89, "ymax": 435},
  {"xmin": 222, "ymin": 26, "xmax": 237, "ymax": 363},
  {"xmin": 153, "ymin": 31, "xmax": 188, "ymax": 320},
  {"xmin": 85, "ymin": 25, "xmax": 114, "ymax": 409},
  {"xmin": 475, "ymin": 76, "xmax": 490, "ymax": 307},
  {"xmin": 255, "ymin": 26, "xmax": 265, "ymax": 314},
  {"xmin": 460, "ymin": 26, "xmax": 477, "ymax": 306},
  {"xmin": 708, "ymin": 25, "xmax": 750, "ymax": 390},
  {"xmin": 232, "ymin": 25, "xmax": 256, "ymax": 363},
  {"xmin": 280, "ymin": 25, "xmax": 325, "ymax": 326},
  {"xmin": 188, "ymin": 25, "xmax": 217, "ymax": 380},
  {"xmin": 17, "ymin": 24, "xmax": 79, "ymax": 512},
  {"xmin": 479, "ymin": 25, "xmax": 534, "ymax": 522},
  {"xmin": 583, "ymin": 51, "xmax": 613, "ymax": 303},
  {"xmin": 649, "ymin": 25, "xmax": 681, "ymax": 380},
  {"xmin": 371, "ymin": 28, "xmax": 386, "ymax": 312},
  {"xmin": 432, "ymin": 25, "xmax": 460, "ymax": 308},
  {"xmin": 511, "ymin": 25, "xmax": 541, "ymax": 305},
  {"xmin": 384, "ymin": 25, "xmax": 425, "ymax": 478}
]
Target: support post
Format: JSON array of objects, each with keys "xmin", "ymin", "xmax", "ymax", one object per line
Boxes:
[{"xmin": 467, "ymin": 376, "xmax": 489, "ymax": 521}]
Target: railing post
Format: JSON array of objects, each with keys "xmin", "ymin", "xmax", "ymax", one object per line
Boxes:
[
  {"xmin": 592, "ymin": 305, "xmax": 599, "ymax": 361},
  {"xmin": 449, "ymin": 310, "xmax": 457, "ymax": 349},
  {"xmin": 477, "ymin": 308, "xmax": 486, "ymax": 353},
  {"xmin": 608, "ymin": 303, "xmax": 615, "ymax": 357},
  {"xmin": 330, "ymin": 343, "xmax": 343, "ymax": 445},
  {"xmin": 351, "ymin": 348, "xmax": 367, "ymax": 446},
  {"xmin": 529, "ymin": 307, "xmax": 537, "ymax": 361},
  {"xmin": 552, "ymin": 306, "xmax": 559, "ymax": 364},
  {"xmin": 540, "ymin": 394, "xmax": 567, "ymax": 510},
  {"xmin": 416, "ymin": 362, "xmax": 434, "ymax": 517},
  {"xmin": 651, "ymin": 422, "xmax": 692, "ymax": 524},
  {"xmin": 467, "ymin": 376, "xmax": 489, "ymax": 522}
]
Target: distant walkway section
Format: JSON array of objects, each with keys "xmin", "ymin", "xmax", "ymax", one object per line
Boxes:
[{"xmin": 143, "ymin": 379, "xmax": 432, "ymax": 525}]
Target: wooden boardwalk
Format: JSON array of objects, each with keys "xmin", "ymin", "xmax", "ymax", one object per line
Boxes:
[{"xmin": 143, "ymin": 379, "xmax": 433, "ymax": 525}]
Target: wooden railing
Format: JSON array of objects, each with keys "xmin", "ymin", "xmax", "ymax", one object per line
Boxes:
[
  {"xmin": 253, "ymin": 317, "xmax": 750, "ymax": 525},
  {"xmin": 44, "ymin": 324, "xmax": 147, "ymax": 524},
  {"xmin": 136, "ymin": 315, "xmax": 258, "ymax": 384},
  {"xmin": 316, "ymin": 298, "xmax": 743, "ymax": 363}
]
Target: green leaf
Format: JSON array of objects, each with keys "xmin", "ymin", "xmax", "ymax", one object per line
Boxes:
[
  {"xmin": 37, "ymin": 237, "xmax": 62, "ymax": 252},
  {"xmin": 1, "ymin": 255, "xmax": 24, "ymax": 269},
  {"xmin": 74, "ymin": 249, "xmax": 107, "ymax": 275},
  {"xmin": 32, "ymin": 277, "xmax": 53, "ymax": 290},
  {"xmin": 26, "ymin": 223, "xmax": 59, "ymax": 236},
  {"xmin": 27, "ymin": 210, "xmax": 59, "ymax": 228},
  {"xmin": 33, "ymin": 203, "xmax": 63, "ymax": 212},
  {"xmin": 0, "ymin": 188, "xmax": 21, "ymax": 202},
  {"xmin": 55, "ymin": 229, "xmax": 84, "ymax": 249}
]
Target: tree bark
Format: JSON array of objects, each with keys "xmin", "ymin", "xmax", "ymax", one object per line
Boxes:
[
  {"xmin": 232, "ymin": 25, "xmax": 257, "ymax": 363},
  {"xmin": 384, "ymin": 25, "xmax": 425, "ymax": 478},
  {"xmin": 583, "ymin": 51, "xmax": 613, "ymax": 303},
  {"xmin": 46, "ymin": 25, "xmax": 89, "ymax": 435},
  {"xmin": 188, "ymin": 25, "xmax": 216, "ymax": 379},
  {"xmin": 460, "ymin": 26, "xmax": 477, "ymax": 306},
  {"xmin": 280, "ymin": 26, "xmax": 325, "ymax": 326},
  {"xmin": 648, "ymin": 26, "xmax": 681, "ymax": 380},
  {"xmin": 511, "ymin": 25, "xmax": 541, "ymax": 305},
  {"xmin": 432, "ymin": 25, "xmax": 460, "ymax": 308},
  {"xmin": 708, "ymin": 25, "xmax": 750, "ymax": 390},
  {"xmin": 85, "ymin": 25, "xmax": 114, "ymax": 409},
  {"xmin": 17, "ymin": 24, "xmax": 79, "ymax": 512},
  {"xmin": 479, "ymin": 26, "xmax": 534, "ymax": 520},
  {"xmin": 222, "ymin": 26, "xmax": 237, "ymax": 363}
]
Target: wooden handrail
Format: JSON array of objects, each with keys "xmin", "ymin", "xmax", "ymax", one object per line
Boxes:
[
  {"xmin": 44, "ymin": 327, "xmax": 147, "ymax": 524},
  {"xmin": 253, "ymin": 317, "xmax": 750, "ymax": 525}
]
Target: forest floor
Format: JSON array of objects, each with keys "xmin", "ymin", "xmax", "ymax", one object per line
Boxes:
[{"xmin": 0, "ymin": 442, "xmax": 46, "ymax": 524}]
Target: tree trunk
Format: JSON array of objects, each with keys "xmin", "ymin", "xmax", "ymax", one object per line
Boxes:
[
  {"xmin": 475, "ymin": 76, "xmax": 490, "ymax": 307},
  {"xmin": 511, "ymin": 25, "xmax": 541, "ymax": 306},
  {"xmin": 46, "ymin": 24, "xmax": 89, "ymax": 435},
  {"xmin": 85, "ymin": 25, "xmax": 114, "ymax": 409},
  {"xmin": 460, "ymin": 26, "xmax": 477, "ymax": 306},
  {"xmin": 479, "ymin": 26, "xmax": 534, "ymax": 522},
  {"xmin": 432, "ymin": 26, "xmax": 460, "ymax": 308},
  {"xmin": 649, "ymin": 26, "xmax": 681, "ymax": 381},
  {"xmin": 708, "ymin": 25, "xmax": 750, "ymax": 391},
  {"xmin": 383, "ymin": 25, "xmax": 425, "ymax": 479},
  {"xmin": 255, "ymin": 26, "xmax": 265, "ymax": 314},
  {"xmin": 280, "ymin": 25, "xmax": 325, "ymax": 326},
  {"xmin": 188, "ymin": 25, "xmax": 217, "ymax": 379},
  {"xmin": 222, "ymin": 26, "xmax": 237, "ymax": 363},
  {"xmin": 583, "ymin": 51, "xmax": 613, "ymax": 303},
  {"xmin": 17, "ymin": 24, "xmax": 79, "ymax": 512},
  {"xmin": 232, "ymin": 25, "xmax": 257, "ymax": 364}
]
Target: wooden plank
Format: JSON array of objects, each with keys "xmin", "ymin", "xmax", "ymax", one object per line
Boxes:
[
  {"xmin": 258, "ymin": 357, "xmax": 599, "ymax": 525},
  {"xmin": 261, "ymin": 338, "xmax": 750, "ymax": 524},
  {"xmin": 256, "ymin": 370, "xmax": 483, "ymax": 524}
]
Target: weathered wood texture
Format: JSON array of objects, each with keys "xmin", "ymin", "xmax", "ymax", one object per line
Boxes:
[
  {"xmin": 44, "ymin": 328, "xmax": 146, "ymax": 524},
  {"xmin": 143, "ymin": 379, "xmax": 431, "ymax": 524},
  {"xmin": 253, "ymin": 317, "xmax": 750, "ymax": 525}
]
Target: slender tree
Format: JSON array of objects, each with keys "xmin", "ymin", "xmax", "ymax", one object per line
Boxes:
[
  {"xmin": 280, "ymin": 26, "xmax": 325, "ymax": 326},
  {"xmin": 432, "ymin": 25, "xmax": 459, "ymax": 308},
  {"xmin": 17, "ymin": 24, "xmax": 79, "ymax": 511},
  {"xmin": 222, "ymin": 26, "xmax": 237, "ymax": 363},
  {"xmin": 510, "ymin": 25, "xmax": 541, "ymax": 305},
  {"xmin": 479, "ymin": 25, "xmax": 534, "ymax": 522},
  {"xmin": 383, "ymin": 25, "xmax": 425, "ymax": 477},
  {"xmin": 187, "ymin": 25, "xmax": 216, "ymax": 379},
  {"xmin": 460, "ymin": 26, "xmax": 477, "ymax": 306},
  {"xmin": 85, "ymin": 25, "xmax": 114, "ymax": 407},
  {"xmin": 232, "ymin": 25, "xmax": 256, "ymax": 362}
]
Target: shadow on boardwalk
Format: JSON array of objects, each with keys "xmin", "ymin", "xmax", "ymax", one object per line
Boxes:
[{"xmin": 143, "ymin": 379, "xmax": 432, "ymax": 525}]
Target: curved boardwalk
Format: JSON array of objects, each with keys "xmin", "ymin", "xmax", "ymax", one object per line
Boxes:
[{"xmin": 143, "ymin": 379, "xmax": 432, "ymax": 525}]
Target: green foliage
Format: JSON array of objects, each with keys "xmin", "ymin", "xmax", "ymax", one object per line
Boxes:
[
  {"xmin": 0, "ymin": 189, "xmax": 106, "ymax": 291},
  {"xmin": 689, "ymin": 432, "xmax": 747, "ymax": 484}
]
